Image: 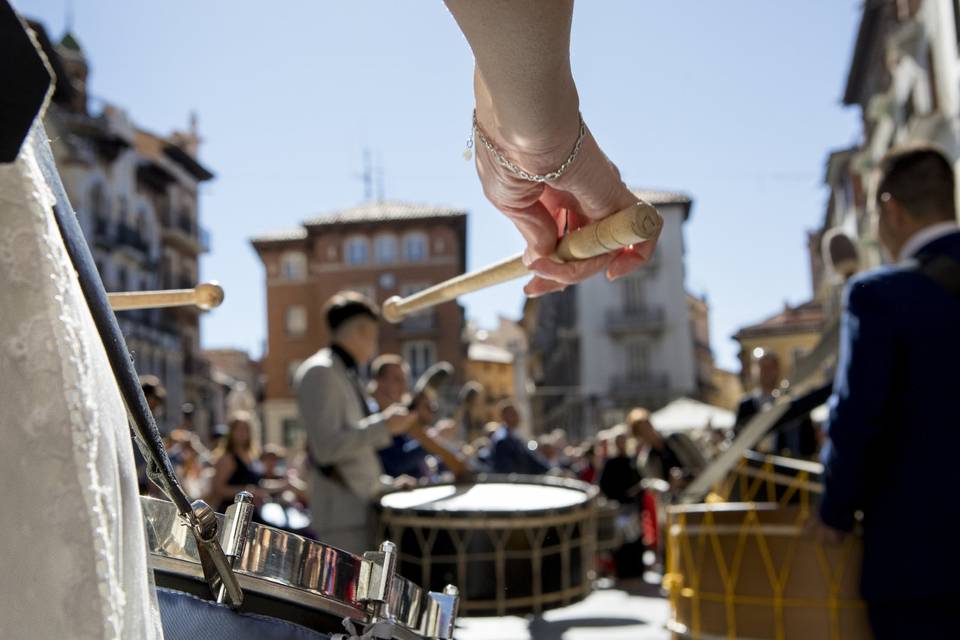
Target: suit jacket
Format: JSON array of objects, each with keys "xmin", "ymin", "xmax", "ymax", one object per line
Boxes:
[
  {"xmin": 489, "ymin": 425, "xmax": 550, "ymax": 475},
  {"xmin": 295, "ymin": 348, "xmax": 392, "ymax": 552},
  {"xmin": 820, "ymin": 230, "xmax": 960, "ymax": 602},
  {"xmin": 734, "ymin": 391, "xmax": 817, "ymax": 457}
]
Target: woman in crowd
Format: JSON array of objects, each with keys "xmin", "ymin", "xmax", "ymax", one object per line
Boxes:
[{"xmin": 209, "ymin": 411, "xmax": 266, "ymax": 513}]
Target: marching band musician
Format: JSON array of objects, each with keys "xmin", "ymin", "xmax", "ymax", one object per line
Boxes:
[
  {"xmin": 294, "ymin": 292, "xmax": 422, "ymax": 553},
  {"xmin": 814, "ymin": 147, "xmax": 960, "ymax": 639}
]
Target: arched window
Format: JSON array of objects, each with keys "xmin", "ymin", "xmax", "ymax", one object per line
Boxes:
[
  {"xmin": 374, "ymin": 233, "xmax": 398, "ymax": 264},
  {"xmin": 403, "ymin": 232, "xmax": 428, "ymax": 262},
  {"xmin": 280, "ymin": 251, "xmax": 307, "ymax": 280},
  {"xmin": 345, "ymin": 236, "xmax": 369, "ymax": 266}
]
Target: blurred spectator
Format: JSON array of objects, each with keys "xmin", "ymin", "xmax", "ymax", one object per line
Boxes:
[
  {"xmin": 629, "ymin": 407, "xmax": 706, "ymax": 486},
  {"xmin": 490, "ymin": 400, "xmax": 550, "ymax": 475},
  {"xmin": 734, "ymin": 350, "xmax": 817, "ymax": 457},
  {"xmin": 210, "ymin": 411, "xmax": 265, "ymax": 513},
  {"xmin": 574, "ymin": 444, "xmax": 598, "ymax": 484},
  {"xmin": 178, "ymin": 402, "xmax": 195, "ymax": 433},
  {"xmin": 597, "ymin": 429, "xmax": 645, "ymax": 579},
  {"xmin": 166, "ymin": 430, "xmax": 213, "ymax": 499},
  {"xmin": 456, "ymin": 381, "xmax": 488, "ymax": 443},
  {"xmin": 598, "ymin": 430, "xmax": 642, "ymax": 503},
  {"xmin": 260, "ymin": 444, "xmax": 287, "ymax": 481}
]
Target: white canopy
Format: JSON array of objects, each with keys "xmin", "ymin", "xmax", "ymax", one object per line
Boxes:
[{"xmin": 651, "ymin": 397, "xmax": 735, "ymax": 434}]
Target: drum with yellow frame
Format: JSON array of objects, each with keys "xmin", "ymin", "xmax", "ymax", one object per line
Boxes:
[{"xmin": 665, "ymin": 452, "xmax": 871, "ymax": 640}]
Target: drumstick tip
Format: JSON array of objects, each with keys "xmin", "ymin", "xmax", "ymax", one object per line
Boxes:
[
  {"xmin": 382, "ymin": 296, "xmax": 403, "ymax": 324},
  {"xmin": 195, "ymin": 281, "xmax": 225, "ymax": 310}
]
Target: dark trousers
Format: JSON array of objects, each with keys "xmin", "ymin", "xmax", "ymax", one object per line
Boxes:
[{"xmin": 867, "ymin": 596, "xmax": 955, "ymax": 640}]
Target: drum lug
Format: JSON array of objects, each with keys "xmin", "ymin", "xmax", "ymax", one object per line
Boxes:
[
  {"xmin": 215, "ymin": 491, "xmax": 254, "ymax": 604},
  {"xmin": 357, "ymin": 540, "xmax": 398, "ymax": 621},
  {"xmin": 419, "ymin": 585, "xmax": 460, "ymax": 640},
  {"xmin": 185, "ymin": 499, "xmax": 244, "ymax": 608}
]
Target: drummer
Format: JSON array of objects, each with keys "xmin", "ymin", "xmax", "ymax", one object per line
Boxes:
[
  {"xmin": 294, "ymin": 292, "xmax": 423, "ymax": 553},
  {"xmin": 372, "ymin": 354, "xmax": 470, "ymax": 479}
]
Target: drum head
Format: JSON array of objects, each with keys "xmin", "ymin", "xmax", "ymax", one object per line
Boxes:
[{"xmin": 380, "ymin": 475, "xmax": 594, "ymax": 516}]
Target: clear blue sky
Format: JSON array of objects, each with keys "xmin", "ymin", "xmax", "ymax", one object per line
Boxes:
[{"xmin": 19, "ymin": 0, "xmax": 863, "ymax": 370}]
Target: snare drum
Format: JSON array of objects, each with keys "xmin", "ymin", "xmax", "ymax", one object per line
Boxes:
[
  {"xmin": 142, "ymin": 496, "xmax": 455, "ymax": 639},
  {"xmin": 377, "ymin": 475, "xmax": 598, "ymax": 616}
]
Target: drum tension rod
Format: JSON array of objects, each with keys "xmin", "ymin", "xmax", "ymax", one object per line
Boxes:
[
  {"xmin": 420, "ymin": 585, "xmax": 460, "ymax": 640},
  {"xmin": 215, "ymin": 492, "xmax": 255, "ymax": 604},
  {"xmin": 188, "ymin": 499, "xmax": 244, "ymax": 608},
  {"xmin": 358, "ymin": 540, "xmax": 399, "ymax": 621}
]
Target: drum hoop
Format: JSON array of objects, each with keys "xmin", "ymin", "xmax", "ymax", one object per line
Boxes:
[
  {"xmin": 150, "ymin": 554, "xmax": 367, "ymax": 623},
  {"xmin": 670, "ymin": 523, "xmax": 808, "ymax": 537},
  {"xmin": 380, "ymin": 508, "xmax": 594, "ymax": 530}
]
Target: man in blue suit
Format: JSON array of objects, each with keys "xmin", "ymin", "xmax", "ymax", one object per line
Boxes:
[
  {"xmin": 816, "ymin": 147, "xmax": 960, "ymax": 638},
  {"xmin": 489, "ymin": 400, "xmax": 551, "ymax": 475}
]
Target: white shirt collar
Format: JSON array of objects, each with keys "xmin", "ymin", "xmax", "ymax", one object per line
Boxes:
[{"xmin": 899, "ymin": 221, "xmax": 960, "ymax": 263}]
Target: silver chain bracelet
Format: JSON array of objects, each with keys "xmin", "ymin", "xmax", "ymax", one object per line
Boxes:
[{"xmin": 465, "ymin": 110, "xmax": 586, "ymax": 183}]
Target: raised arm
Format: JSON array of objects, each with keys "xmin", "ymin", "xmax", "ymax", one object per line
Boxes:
[{"xmin": 445, "ymin": 0, "xmax": 655, "ymax": 295}]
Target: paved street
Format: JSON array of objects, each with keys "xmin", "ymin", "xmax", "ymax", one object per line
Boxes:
[{"xmin": 456, "ymin": 578, "xmax": 671, "ymax": 640}]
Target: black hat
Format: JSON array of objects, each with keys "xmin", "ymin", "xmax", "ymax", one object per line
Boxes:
[{"xmin": 324, "ymin": 291, "xmax": 379, "ymax": 331}]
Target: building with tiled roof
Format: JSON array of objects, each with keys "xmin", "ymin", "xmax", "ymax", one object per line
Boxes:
[{"xmin": 251, "ymin": 200, "xmax": 468, "ymax": 446}]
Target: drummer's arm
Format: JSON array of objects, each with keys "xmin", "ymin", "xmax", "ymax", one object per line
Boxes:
[
  {"xmin": 819, "ymin": 283, "xmax": 894, "ymax": 532},
  {"xmin": 409, "ymin": 424, "xmax": 468, "ymax": 478},
  {"xmin": 298, "ymin": 365, "xmax": 392, "ymax": 466}
]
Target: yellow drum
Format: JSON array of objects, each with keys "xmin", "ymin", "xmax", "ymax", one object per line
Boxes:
[{"xmin": 664, "ymin": 503, "xmax": 870, "ymax": 640}]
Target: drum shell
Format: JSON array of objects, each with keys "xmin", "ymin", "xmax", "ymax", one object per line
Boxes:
[
  {"xmin": 664, "ymin": 502, "xmax": 870, "ymax": 640},
  {"xmin": 378, "ymin": 475, "xmax": 597, "ymax": 617}
]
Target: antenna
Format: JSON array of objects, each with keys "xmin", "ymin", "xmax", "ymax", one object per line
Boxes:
[
  {"xmin": 361, "ymin": 148, "xmax": 373, "ymax": 201},
  {"xmin": 376, "ymin": 151, "xmax": 385, "ymax": 203},
  {"xmin": 65, "ymin": 0, "xmax": 74, "ymax": 32}
]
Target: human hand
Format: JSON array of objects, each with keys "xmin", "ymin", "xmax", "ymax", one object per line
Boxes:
[
  {"xmin": 384, "ymin": 404, "xmax": 418, "ymax": 435},
  {"xmin": 473, "ymin": 110, "xmax": 658, "ymax": 297},
  {"xmin": 392, "ymin": 474, "xmax": 418, "ymax": 490}
]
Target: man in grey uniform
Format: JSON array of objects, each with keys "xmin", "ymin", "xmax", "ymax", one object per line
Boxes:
[{"xmin": 295, "ymin": 291, "xmax": 417, "ymax": 553}]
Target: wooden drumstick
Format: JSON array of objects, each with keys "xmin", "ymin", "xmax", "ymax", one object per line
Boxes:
[
  {"xmin": 382, "ymin": 201, "xmax": 662, "ymax": 323},
  {"xmin": 108, "ymin": 281, "xmax": 225, "ymax": 311}
]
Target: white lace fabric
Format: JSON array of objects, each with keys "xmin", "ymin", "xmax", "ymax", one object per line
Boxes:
[{"xmin": 0, "ymin": 127, "xmax": 163, "ymax": 639}]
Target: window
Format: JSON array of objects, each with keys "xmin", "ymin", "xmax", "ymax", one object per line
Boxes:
[
  {"xmin": 345, "ymin": 236, "xmax": 369, "ymax": 265},
  {"xmin": 374, "ymin": 233, "xmax": 398, "ymax": 264},
  {"xmin": 403, "ymin": 341, "xmax": 436, "ymax": 379},
  {"xmin": 626, "ymin": 342, "xmax": 648, "ymax": 378},
  {"xmin": 403, "ymin": 232, "xmax": 428, "ymax": 262},
  {"xmin": 285, "ymin": 305, "xmax": 308, "ymax": 337},
  {"xmin": 280, "ymin": 251, "xmax": 307, "ymax": 280},
  {"xmin": 287, "ymin": 359, "xmax": 304, "ymax": 390}
]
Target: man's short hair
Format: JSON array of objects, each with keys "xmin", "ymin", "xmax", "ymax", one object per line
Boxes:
[
  {"xmin": 878, "ymin": 145, "xmax": 956, "ymax": 221},
  {"xmin": 496, "ymin": 398, "xmax": 516, "ymax": 415},
  {"xmin": 323, "ymin": 290, "xmax": 379, "ymax": 332},
  {"xmin": 371, "ymin": 354, "xmax": 409, "ymax": 380}
]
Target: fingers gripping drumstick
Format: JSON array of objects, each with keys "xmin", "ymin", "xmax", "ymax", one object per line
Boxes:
[
  {"xmin": 107, "ymin": 281, "xmax": 225, "ymax": 311},
  {"xmin": 382, "ymin": 201, "xmax": 662, "ymax": 323}
]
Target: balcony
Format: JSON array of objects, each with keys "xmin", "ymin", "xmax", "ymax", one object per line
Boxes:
[
  {"xmin": 605, "ymin": 305, "xmax": 666, "ymax": 335},
  {"xmin": 610, "ymin": 372, "xmax": 670, "ymax": 399},
  {"xmin": 162, "ymin": 217, "xmax": 204, "ymax": 254},
  {"xmin": 115, "ymin": 224, "xmax": 150, "ymax": 255}
]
